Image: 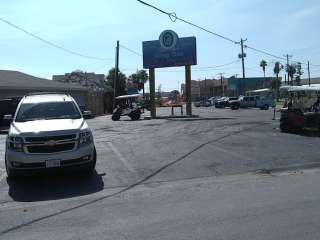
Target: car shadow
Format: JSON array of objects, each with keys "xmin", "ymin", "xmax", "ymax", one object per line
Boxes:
[
  {"xmin": 7, "ymin": 170, "xmax": 105, "ymax": 202},
  {"xmin": 282, "ymin": 129, "xmax": 320, "ymax": 138}
]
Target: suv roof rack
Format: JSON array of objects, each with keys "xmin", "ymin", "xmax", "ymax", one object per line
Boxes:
[{"xmin": 26, "ymin": 92, "xmax": 70, "ymax": 96}]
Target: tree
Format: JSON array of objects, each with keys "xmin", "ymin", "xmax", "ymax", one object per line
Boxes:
[
  {"xmin": 295, "ymin": 62, "xmax": 303, "ymax": 86},
  {"xmin": 106, "ymin": 68, "xmax": 127, "ymax": 96},
  {"xmin": 272, "ymin": 62, "xmax": 283, "ymax": 101},
  {"xmin": 260, "ymin": 60, "xmax": 268, "ymax": 78},
  {"xmin": 129, "ymin": 70, "xmax": 149, "ymax": 97},
  {"xmin": 286, "ymin": 64, "xmax": 296, "ymax": 86}
]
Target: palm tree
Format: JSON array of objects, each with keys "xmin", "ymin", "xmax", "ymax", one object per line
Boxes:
[
  {"xmin": 272, "ymin": 62, "xmax": 282, "ymax": 100},
  {"xmin": 128, "ymin": 70, "xmax": 149, "ymax": 97},
  {"xmin": 260, "ymin": 60, "xmax": 268, "ymax": 78},
  {"xmin": 287, "ymin": 64, "xmax": 296, "ymax": 86}
]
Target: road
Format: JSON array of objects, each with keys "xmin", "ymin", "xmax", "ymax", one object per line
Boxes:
[{"xmin": 0, "ymin": 107, "xmax": 319, "ymax": 239}]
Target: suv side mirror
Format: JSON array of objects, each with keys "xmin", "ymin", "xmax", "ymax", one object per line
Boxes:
[{"xmin": 83, "ymin": 110, "xmax": 92, "ymax": 119}]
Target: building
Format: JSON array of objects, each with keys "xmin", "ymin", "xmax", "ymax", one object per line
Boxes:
[
  {"xmin": 53, "ymin": 71, "xmax": 112, "ymax": 115},
  {"xmin": 52, "ymin": 71, "xmax": 105, "ymax": 90},
  {"xmin": 181, "ymin": 78, "xmax": 228, "ymax": 100},
  {"xmin": 300, "ymin": 77, "xmax": 320, "ymax": 85},
  {"xmin": 0, "ymin": 70, "xmax": 87, "ymax": 106},
  {"xmin": 227, "ymin": 76, "xmax": 275, "ymax": 96}
]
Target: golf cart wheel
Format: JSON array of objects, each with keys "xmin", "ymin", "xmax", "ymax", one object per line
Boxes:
[
  {"xmin": 280, "ymin": 120, "xmax": 291, "ymax": 132},
  {"xmin": 130, "ymin": 111, "xmax": 141, "ymax": 121},
  {"xmin": 112, "ymin": 114, "xmax": 121, "ymax": 121}
]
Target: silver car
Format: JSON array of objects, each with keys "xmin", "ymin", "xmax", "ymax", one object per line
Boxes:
[{"xmin": 5, "ymin": 93, "xmax": 96, "ymax": 178}]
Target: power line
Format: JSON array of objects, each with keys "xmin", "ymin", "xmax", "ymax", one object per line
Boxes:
[
  {"xmin": 194, "ymin": 60, "xmax": 240, "ymax": 69},
  {"xmin": 137, "ymin": 0, "xmax": 237, "ymax": 44},
  {"xmin": 136, "ymin": 0, "xmax": 319, "ymax": 66},
  {"xmin": 119, "ymin": 44, "xmax": 142, "ymax": 56},
  {"xmin": 244, "ymin": 45, "xmax": 287, "ymax": 62},
  {"xmin": 0, "ymin": 17, "xmax": 112, "ymax": 61}
]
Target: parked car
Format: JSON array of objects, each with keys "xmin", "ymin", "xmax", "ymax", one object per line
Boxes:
[
  {"xmin": 215, "ymin": 97, "xmax": 228, "ymax": 108},
  {"xmin": 229, "ymin": 98, "xmax": 240, "ymax": 110},
  {"xmin": 247, "ymin": 89, "xmax": 275, "ymax": 110},
  {"xmin": 0, "ymin": 96, "xmax": 22, "ymax": 124},
  {"xmin": 215, "ymin": 97, "xmax": 238, "ymax": 108},
  {"xmin": 5, "ymin": 93, "xmax": 97, "ymax": 178},
  {"xmin": 226, "ymin": 97, "xmax": 238, "ymax": 107},
  {"xmin": 194, "ymin": 100, "xmax": 211, "ymax": 107},
  {"xmin": 229, "ymin": 96, "xmax": 256, "ymax": 110},
  {"xmin": 208, "ymin": 97, "xmax": 218, "ymax": 105}
]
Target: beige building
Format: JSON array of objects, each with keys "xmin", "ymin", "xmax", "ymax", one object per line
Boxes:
[{"xmin": 181, "ymin": 78, "xmax": 228, "ymax": 100}]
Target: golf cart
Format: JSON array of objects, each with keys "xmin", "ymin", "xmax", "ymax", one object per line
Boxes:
[
  {"xmin": 112, "ymin": 94, "xmax": 142, "ymax": 121},
  {"xmin": 280, "ymin": 85, "xmax": 320, "ymax": 132}
]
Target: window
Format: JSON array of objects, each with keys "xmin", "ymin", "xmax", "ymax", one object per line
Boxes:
[{"xmin": 16, "ymin": 101, "xmax": 81, "ymax": 122}]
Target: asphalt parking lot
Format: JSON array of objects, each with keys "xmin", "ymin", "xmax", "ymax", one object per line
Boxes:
[
  {"xmin": 0, "ymin": 106, "xmax": 319, "ymax": 239},
  {"xmin": 0, "ymin": 107, "xmax": 319, "ymax": 198}
]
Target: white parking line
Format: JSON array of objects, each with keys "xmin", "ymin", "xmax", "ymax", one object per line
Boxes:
[
  {"xmin": 0, "ymin": 168, "xmax": 6, "ymax": 182},
  {"xmin": 107, "ymin": 142, "xmax": 136, "ymax": 173}
]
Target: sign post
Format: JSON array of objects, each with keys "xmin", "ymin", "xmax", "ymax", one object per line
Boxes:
[
  {"xmin": 149, "ymin": 68, "xmax": 156, "ymax": 118},
  {"xmin": 185, "ymin": 65, "xmax": 192, "ymax": 115},
  {"xmin": 143, "ymin": 30, "xmax": 197, "ymax": 118}
]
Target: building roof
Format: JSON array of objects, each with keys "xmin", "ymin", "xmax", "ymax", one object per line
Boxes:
[{"xmin": 0, "ymin": 70, "xmax": 87, "ymax": 91}]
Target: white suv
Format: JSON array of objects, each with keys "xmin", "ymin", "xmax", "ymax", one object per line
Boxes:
[{"xmin": 5, "ymin": 93, "xmax": 96, "ymax": 178}]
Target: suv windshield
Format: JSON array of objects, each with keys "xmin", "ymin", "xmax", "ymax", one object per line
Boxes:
[{"xmin": 15, "ymin": 101, "xmax": 81, "ymax": 122}]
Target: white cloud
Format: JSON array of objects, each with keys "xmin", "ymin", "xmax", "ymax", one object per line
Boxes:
[{"xmin": 291, "ymin": 5, "xmax": 320, "ymax": 21}]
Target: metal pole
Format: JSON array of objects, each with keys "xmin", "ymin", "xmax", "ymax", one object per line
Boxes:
[
  {"xmin": 308, "ymin": 61, "xmax": 311, "ymax": 86},
  {"xmin": 240, "ymin": 38, "xmax": 246, "ymax": 79},
  {"xmin": 149, "ymin": 68, "xmax": 156, "ymax": 118},
  {"xmin": 185, "ymin": 65, "xmax": 192, "ymax": 116},
  {"xmin": 113, "ymin": 41, "xmax": 119, "ymax": 109}
]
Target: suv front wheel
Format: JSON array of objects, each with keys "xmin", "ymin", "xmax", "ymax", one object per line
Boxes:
[{"xmin": 86, "ymin": 148, "xmax": 97, "ymax": 174}]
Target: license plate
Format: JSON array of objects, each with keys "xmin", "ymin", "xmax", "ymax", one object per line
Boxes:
[{"xmin": 46, "ymin": 159, "xmax": 61, "ymax": 168}]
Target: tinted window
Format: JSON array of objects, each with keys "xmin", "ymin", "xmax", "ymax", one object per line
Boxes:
[
  {"xmin": 16, "ymin": 101, "xmax": 81, "ymax": 122},
  {"xmin": 249, "ymin": 97, "xmax": 255, "ymax": 101}
]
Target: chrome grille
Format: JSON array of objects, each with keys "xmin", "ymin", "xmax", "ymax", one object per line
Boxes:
[{"xmin": 27, "ymin": 143, "xmax": 75, "ymax": 154}]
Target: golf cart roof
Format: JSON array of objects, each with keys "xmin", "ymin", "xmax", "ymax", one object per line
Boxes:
[
  {"xmin": 286, "ymin": 85, "xmax": 320, "ymax": 92},
  {"xmin": 115, "ymin": 94, "xmax": 141, "ymax": 99}
]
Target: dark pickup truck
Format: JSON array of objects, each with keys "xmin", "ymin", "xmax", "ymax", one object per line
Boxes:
[{"xmin": 0, "ymin": 97, "xmax": 22, "ymax": 124}]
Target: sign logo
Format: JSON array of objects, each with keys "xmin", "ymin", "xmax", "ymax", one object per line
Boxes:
[
  {"xmin": 46, "ymin": 140, "xmax": 56, "ymax": 147},
  {"xmin": 159, "ymin": 30, "xmax": 178, "ymax": 50}
]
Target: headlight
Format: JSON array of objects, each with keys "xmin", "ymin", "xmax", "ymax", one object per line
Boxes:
[
  {"xmin": 79, "ymin": 131, "xmax": 92, "ymax": 146},
  {"xmin": 8, "ymin": 136, "xmax": 24, "ymax": 152}
]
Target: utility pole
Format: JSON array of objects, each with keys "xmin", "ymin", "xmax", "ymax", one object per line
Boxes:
[
  {"xmin": 238, "ymin": 38, "xmax": 247, "ymax": 79},
  {"xmin": 218, "ymin": 73, "xmax": 225, "ymax": 97},
  {"xmin": 308, "ymin": 61, "xmax": 311, "ymax": 86},
  {"xmin": 114, "ymin": 40, "xmax": 120, "ymax": 100},
  {"xmin": 283, "ymin": 54, "xmax": 292, "ymax": 86}
]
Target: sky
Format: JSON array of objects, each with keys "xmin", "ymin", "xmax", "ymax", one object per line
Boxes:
[{"xmin": 1, "ymin": 0, "xmax": 320, "ymax": 91}]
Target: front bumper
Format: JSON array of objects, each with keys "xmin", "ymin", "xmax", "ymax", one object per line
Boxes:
[{"xmin": 6, "ymin": 143, "xmax": 95, "ymax": 171}]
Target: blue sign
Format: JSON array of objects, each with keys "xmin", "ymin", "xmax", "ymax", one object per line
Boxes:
[{"xmin": 143, "ymin": 36, "xmax": 197, "ymax": 69}]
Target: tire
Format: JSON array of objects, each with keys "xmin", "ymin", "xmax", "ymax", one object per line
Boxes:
[
  {"xmin": 129, "ymin": 111, "xmax": 141, "ymax": 121},
  {"xmin": 112, "ymin": 114, "xmax": 121, "ymax": 121},
  {"xmin": 263, "ymin": 105, "xmax": 269, "ymax": 110},
  {"xmin": 5, "ymin": 160, "xmax": 17, "ymax": 180},
  {"xmin": 86, "ymin": 148, "xmax": 97, "ymax": 174}
]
